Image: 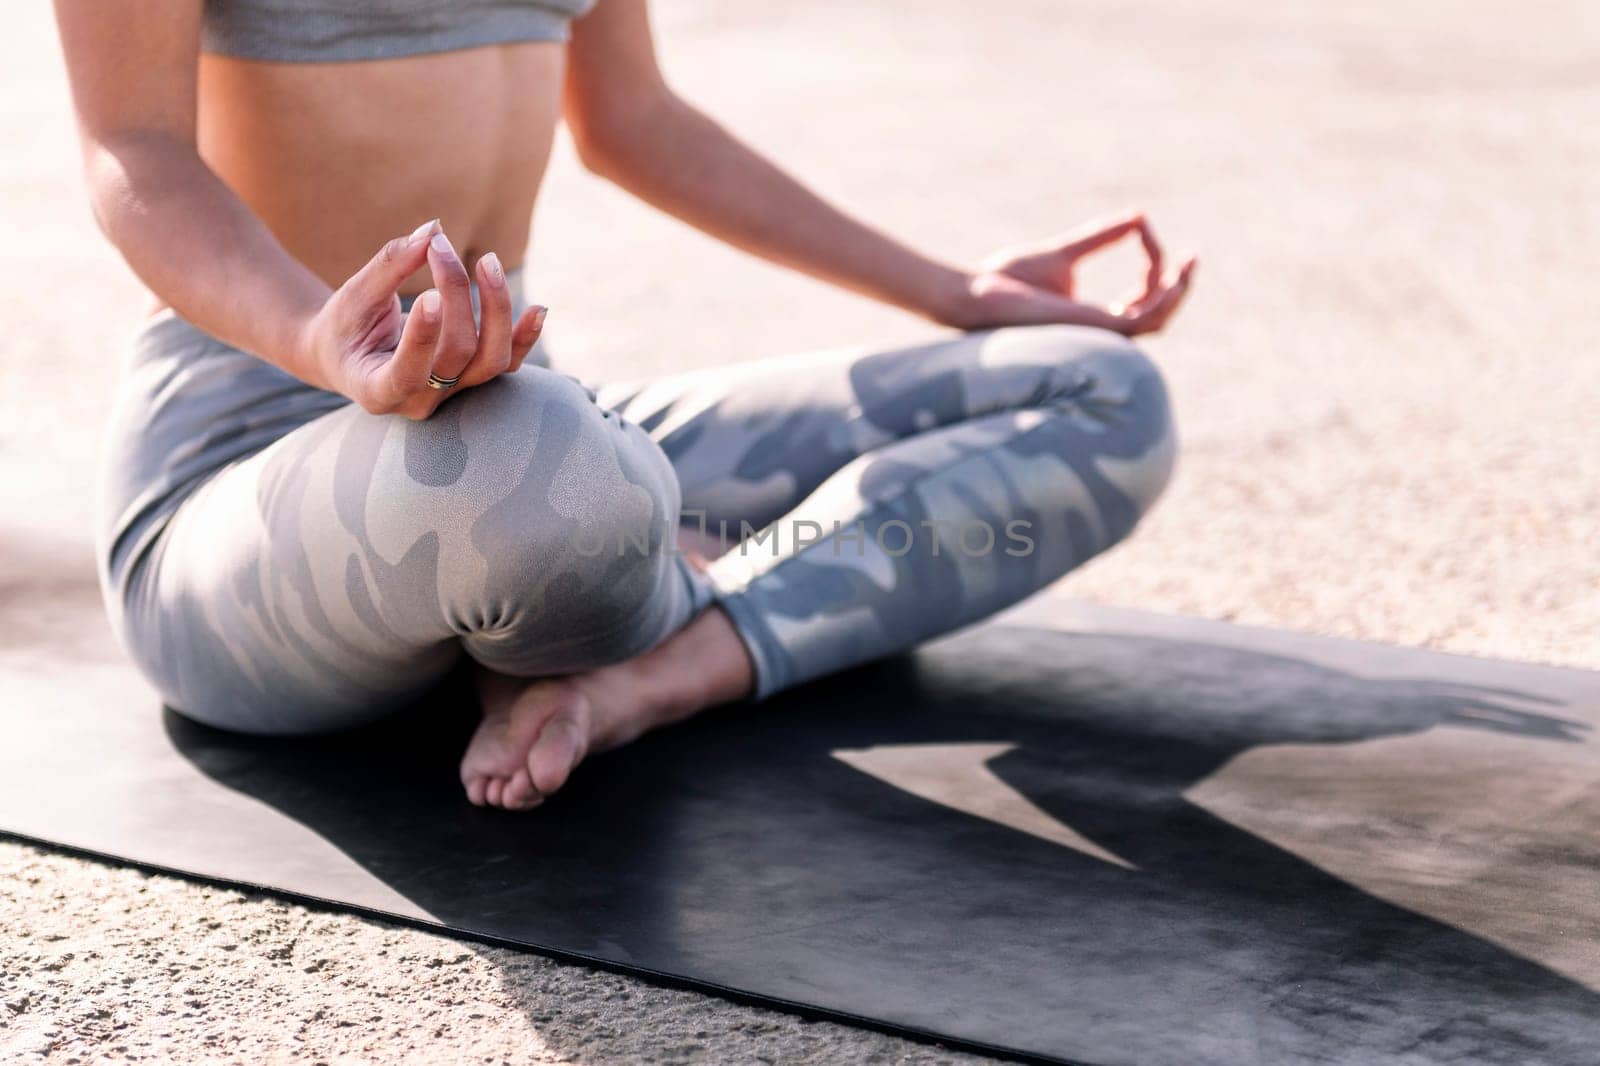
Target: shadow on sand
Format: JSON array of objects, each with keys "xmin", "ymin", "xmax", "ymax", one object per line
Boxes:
[{"xmin": 166, "ymin": 625, "xmax": 1600, "ymax": 1065}]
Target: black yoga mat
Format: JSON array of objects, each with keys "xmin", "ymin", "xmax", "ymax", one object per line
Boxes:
[{"xmin": 4, "ymin": 597, "xmax": 1599, "ymax": 1065}]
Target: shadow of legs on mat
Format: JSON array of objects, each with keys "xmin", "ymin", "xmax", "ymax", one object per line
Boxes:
[{"xmin": 166, "ymin": 625, "xmax": 1600, "ymax": 1066}]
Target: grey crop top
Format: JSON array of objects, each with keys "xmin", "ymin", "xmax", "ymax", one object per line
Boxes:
[{"xmin": 203, "ymin": 0, "xmax": 599, "ymax": 63}]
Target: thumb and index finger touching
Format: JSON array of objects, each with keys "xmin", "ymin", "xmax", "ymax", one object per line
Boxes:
[
  {"xmin": 347, "ymin": 217, "xmax": 443, "ymax": 308},
  {"xmin": 1055, "ymin": 211, "xmax": 1199, "ymax": 334}
]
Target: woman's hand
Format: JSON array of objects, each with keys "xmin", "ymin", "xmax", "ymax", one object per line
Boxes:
[
  {"xmin": 939, "ymin": 214, "xmax": 1197, "ymax": 337},
  {"xmin": 297, "ymin": 220, "xmax": 547, "ymax": 419}
]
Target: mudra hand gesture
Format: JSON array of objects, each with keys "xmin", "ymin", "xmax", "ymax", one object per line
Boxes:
[
  {"xmin": 948, "ymin": 213, "xmax": 1197, "ymax": 336},
  {"xmin": 297, "ymin": 220, "xmax": 547, "ymax": 420}
]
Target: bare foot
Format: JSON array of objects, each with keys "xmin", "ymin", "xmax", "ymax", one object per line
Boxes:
[
  {"xmin": 459, "ymin": 607, "xmax": 754, "ymax": 810},
  {"xmin": 459, "ymin": 673, "xmax": 593, "ymax": 809}
]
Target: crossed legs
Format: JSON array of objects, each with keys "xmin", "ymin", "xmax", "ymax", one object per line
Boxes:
[
  {"xmin": 124, "ymin": 322, "xmax": 1172, "ymax": 807},
  {"xmin": 461, "ymin": 324, "xmax": 1176, "ymax": 806}
]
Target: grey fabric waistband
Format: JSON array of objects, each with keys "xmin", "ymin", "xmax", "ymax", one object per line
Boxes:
[{"xmin": 201, "ymin": 1, "xmax": 594, "ymax": 64}]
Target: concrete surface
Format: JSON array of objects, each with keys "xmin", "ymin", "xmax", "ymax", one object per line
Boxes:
[{"xmin": 2, "ymin": 0, "xmax": 1597, "ymax": 1061}]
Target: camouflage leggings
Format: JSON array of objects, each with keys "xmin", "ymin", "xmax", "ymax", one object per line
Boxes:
[{"xmin": 97, "ymin": 289, "xmax": 1176, "ymax": 734}]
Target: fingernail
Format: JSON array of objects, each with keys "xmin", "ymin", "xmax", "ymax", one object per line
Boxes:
[
  {"xmin": 430, "ymin": 231, "xmax": 455, "ymax": 257},
  {"xmin": 532, "ymin": 305, "xmax": 548, "ymax": 327},
  {"xmin": 418, "ymin": 289, "xmax": 441, "ymax": 317},
  {"xmin": 408, "ymin": 218, "xmax": 441, "ymax": 244},
  {"xmin": 482, "ymin": 251, "xmax": 504, "ymax": 285}
]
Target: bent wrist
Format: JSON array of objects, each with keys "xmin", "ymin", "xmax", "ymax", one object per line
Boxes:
[
  {"xmin": 276, "ymin": 284, "xmax": 338, "ymax": 392},
  {"xmin": 916, "ymin": 265, "xmax": 981, "ymax": 330}
]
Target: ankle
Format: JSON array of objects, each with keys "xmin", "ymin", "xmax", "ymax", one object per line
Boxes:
[
  {"xmin": 653, "ymin": 608, "xmax": 755, "ymax": 713},
  {"xmin": 599, "ymin": 649, "xmax": 702, "ymax": 721},
  {"xmin": 586, "ymin": 613, "xmax": 747, "ymax": 724}
]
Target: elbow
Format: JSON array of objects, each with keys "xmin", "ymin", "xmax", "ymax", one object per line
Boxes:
[
  {"xmin": 80, "ymin": 129, "xmax": 198, "ymax": 241},
  {"xmin": 566, "ymin": 82, "xmax": 678, "ymax": 180},
  {"xmin": 82, "ymin": 145, "xmax": 135, "ymax": 242},
  {"xmin": 568, "ymin": 119, "xmax": 624, "ymax": 179},
  {"xmin": 568, "ymin": 108, "xmax": 644, "ymax": 180}
]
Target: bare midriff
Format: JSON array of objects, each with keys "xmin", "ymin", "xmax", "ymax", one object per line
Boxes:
[{"xmin": 196, "ymin": 42, "xmax": 564, "ymax": 297}]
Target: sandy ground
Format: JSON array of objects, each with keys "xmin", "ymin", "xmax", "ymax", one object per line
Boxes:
[{"xmin": 2, "ymin": 0, "xmax": 1597, "ymax": 1061}]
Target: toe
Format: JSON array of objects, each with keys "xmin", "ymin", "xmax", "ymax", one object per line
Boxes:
[
  {"xmin": 528, "ymin": 710, "xmax": 589, "ymax": 797},
  {"xmin": 465, "ymin": 776, "xmax": 487, "ymax": 807},
  {"xmin": 486, "ymin": 777, "xmax": 505, "ymax": 808},
  {"xmin": 503, "ymin": 768, "xmax": 541, "ymax": 810}
]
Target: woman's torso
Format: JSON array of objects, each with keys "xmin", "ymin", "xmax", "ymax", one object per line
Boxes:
[
  {"xmin": 105, "ymin": 7, "xmax": 582, "ymax": 596},
  {"xmin": 196, "ymin": 38, "xmax": 565, "ymax": 300}
]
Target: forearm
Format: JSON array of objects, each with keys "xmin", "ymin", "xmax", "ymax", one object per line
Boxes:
[
  {"xmin": 578, "ymin": 94, "xmax": 968, "ymax": 323},
  {"xmin": 86, "ymin": 131, "xmax": 333, "ymax": 386}
]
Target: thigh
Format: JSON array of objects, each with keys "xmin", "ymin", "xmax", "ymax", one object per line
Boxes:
[
  {"xmin": 123, "ymin": 366, "xmax": 698, "ymax": 735},
  {"xmin": 705, "ymin": 338, "xmax": 1177, "ymax": 698},
  {"xmin": 595, "ymin": 325, "xmax": 1121, "ymax": 533},
  {"xmin": 122, "ymin": 402, "xmax": 454, "ymax": 734}
]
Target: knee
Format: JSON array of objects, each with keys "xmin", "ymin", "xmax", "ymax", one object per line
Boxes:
[
  {"xmin": 1085, "ymin": 338, "xmax": 1176, "ymax": 518},
  {"xmin": 410, "ymin": 370, "xmax": 683, "ymax": 655},
  {"xmin": 1017, "ymin": 325, "xmax": 1178, "ymax": 518}
]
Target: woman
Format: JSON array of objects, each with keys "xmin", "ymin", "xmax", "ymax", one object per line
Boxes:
[{"xmin": 55, "ymin": 0, "xmax": 1194, "ymax": 811}]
